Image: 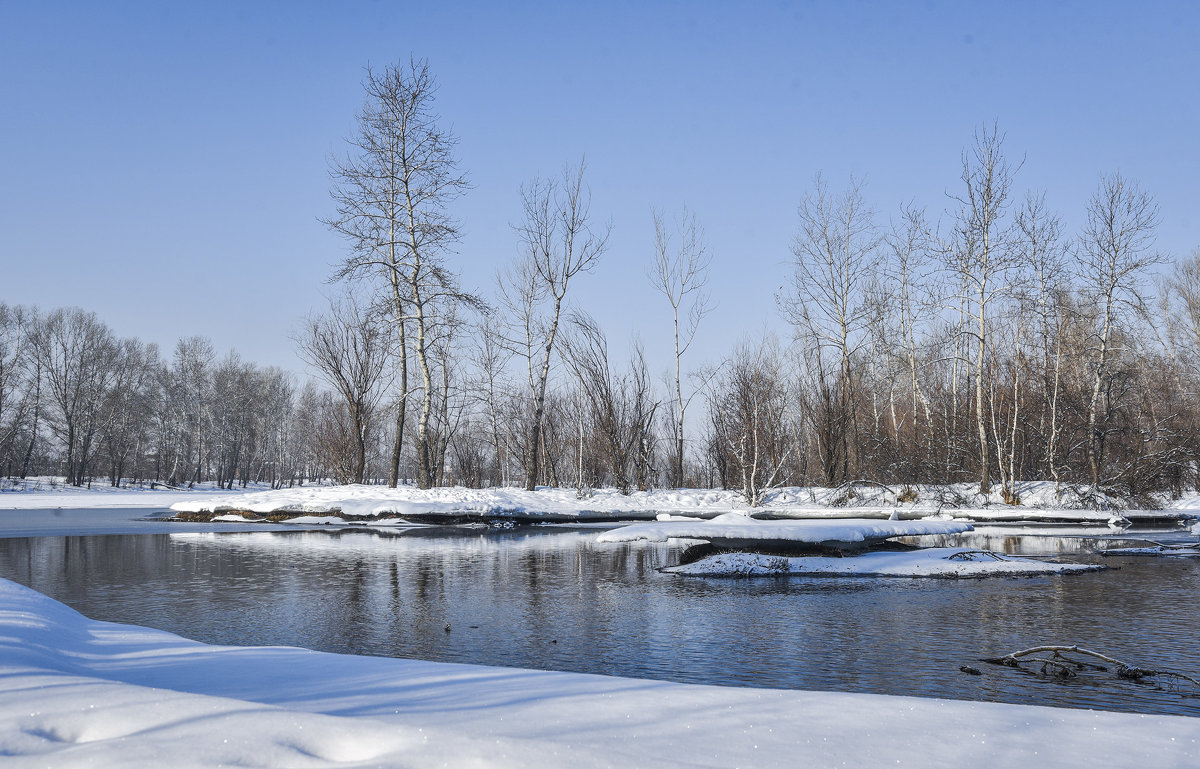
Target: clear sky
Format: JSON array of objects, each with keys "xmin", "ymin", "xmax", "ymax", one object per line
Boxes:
[{"xmin": 2, "ymin": 1, "xmax": 1198, "ymax": 377}]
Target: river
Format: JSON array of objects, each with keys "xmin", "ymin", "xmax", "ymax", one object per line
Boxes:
[{"xmin": 1, "ymin": 514, "xmax": 1197, "ymax": 717}]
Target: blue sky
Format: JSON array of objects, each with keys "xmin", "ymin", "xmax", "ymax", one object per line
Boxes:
[{"xmin": 2, "ymin": 1, "xmax": 1198, "ymax": 375}]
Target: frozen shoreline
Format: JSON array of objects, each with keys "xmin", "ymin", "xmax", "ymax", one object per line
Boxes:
[
  {"xmin": 163, "ymin": 482, "xmax": 1200, "ymax": 525},
  {"xmin": 1, "ymin": 576, "xmax": 1196, "ymax": 768},
  {"xmin": 3, "ymin": 479, "xmax": 1197, "ymax": 525}
]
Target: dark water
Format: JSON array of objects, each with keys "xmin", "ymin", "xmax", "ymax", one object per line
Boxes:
[{"xmin": 1, "ymin": 521, "xmax": 1198, "ymax": 717}]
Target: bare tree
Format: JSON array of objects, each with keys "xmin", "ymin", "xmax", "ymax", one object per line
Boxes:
[
  {"xmin": 649, "ymin": 206, "xmax": 712, "ymax": 487},
  {"xmin": 295, "ymin": 294, "xmax": 389, "ymax": 484},
  {"xmin": 1078, "ymin": 173, "xmax": 1162, "ymax": 488},
  {"xmin": 1016, "ymin": 192, "xmax": 1069, "ymax": 485},
  {"xmin": 34, "ymin": 308, "xmax": 118, "ymax": 486},
  {"xmin": 172, "ymin": 336, "xmax": 215, "ymax": 485},
  {"xmin": 502, "ymin": 160, "xmax": 609, "ymax": 491},
  {"xmin": 425, "ymin": 298, "xmax": 469, "ymax": 486},
  {"xmin": 325, "ymin": 58, "xmax": 473, "ymax": 489},
  {"xmin": 562, "ymin": 313, "xmax": 658, "ymax": 493},
  {"xmin": 0, "ymin": 304, "xmax": 35, "ymax": 477},
  {"xmin": 883, "ymin": 205, "xmax": 938, "ymax": 477},
  {"xmin": 780, "ymin": 174, "xmax": 880, "ymax": 484},
  {"xmin": 709, "ymin": 337, "xmax": 792, "ymax": 506},
  {"xmin": 467, "ymin": 318, "xmax": 513, "ymax": 486},
  {"xmin": 98, "ymin": 338, "xmax": 159, "ymax": 486},
  {"xmin": 944, "ymin": 123, "xmax": 1021, "ymax": 494}
]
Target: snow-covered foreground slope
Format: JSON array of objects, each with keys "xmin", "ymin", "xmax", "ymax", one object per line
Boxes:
[{"xmin": 2, "ymin": 578, "xmax": 1196, "ymax": 768}]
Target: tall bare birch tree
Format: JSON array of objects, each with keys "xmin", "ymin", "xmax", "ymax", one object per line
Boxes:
[
  {"xmin": 649, "ymin": 206, "xmax": 712, "ymax": 487},
  {"xmin": 1078, "ymin": 173, "xmax": 1161, "ymax": 488},
  {"xmin": 502, "ymin": 160, "xmax": 609, "ymax": 491},
  {"xmin": 325, "ymin": 58, "xmax": 470, "ymax": 489},
  {"xmin": 945, "ymin": 124, "xmax": 1020, "ymax": 494}
]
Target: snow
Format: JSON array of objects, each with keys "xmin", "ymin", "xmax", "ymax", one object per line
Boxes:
[
  {"xmin": 595, "ymin": 513, "xmax": 975, "ymax": 546},
  {"xmin": 2, "ymin": 576, "xmax": 1196, "ymax": 768},
  {"xmin": 165, "ymin": 482, "xmax": 1200, "ymax": 524},
  {"xmin": 664, "ymin": 547, "xmax": 1103, "ymax": 578},
  {"xmin": 168, "ymin": 484, "xmax": 755, "ymax": 519}
]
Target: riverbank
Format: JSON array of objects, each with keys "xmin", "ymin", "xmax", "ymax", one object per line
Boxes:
[
  {"xmin": 165, "ymin": 481, "xmax": 1200, "ymax": 525},
  {"xmin": 1, "ymin": 576, "xmax": 1196, "ymax": 768}
]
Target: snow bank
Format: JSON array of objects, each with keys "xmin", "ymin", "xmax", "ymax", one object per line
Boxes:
[
  {"xmin": 168, "ymin": 484, "xmax": 748, "ymax": 519},
  {"xmin": 166, "ymin": 483, "xmax": 1198, "ymax": 524},
  {"xmin": 664, "ymin": 547, "xmax": 1103, "ymax": 578},
  {"xmin": 595, "ymin": 513, "xmax": 974, "ymax": 546},
  {"xmin": 2, "ymin": 578, "xmax": 1196, "ymax": 768}
]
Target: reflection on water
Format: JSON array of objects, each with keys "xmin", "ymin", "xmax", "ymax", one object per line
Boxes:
[
  {"xmin": 905, "ymin": 524, "xmax": 1200, "ymax": 555},
  {"xmin": 1, "ymin": 523, "xmax": 1198, "ymax": 717}
]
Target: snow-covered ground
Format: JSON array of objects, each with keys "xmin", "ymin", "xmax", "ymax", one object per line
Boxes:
[
  {"xmin": 2, "ymin": 577, "xmax": 1196, "ymax": 768},
  {"xmin": 165, "ymin": 482, "xmax": 1200, "ymax": 523}
]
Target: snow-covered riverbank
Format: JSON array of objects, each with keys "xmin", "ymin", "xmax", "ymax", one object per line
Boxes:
[
  {"xmin": 165, "ymin": 482, "xmax": 1200, "ymax": 524},
  {"xmin": 1, "ymin": 577, "xmax": 1195, "ymax": 768}
]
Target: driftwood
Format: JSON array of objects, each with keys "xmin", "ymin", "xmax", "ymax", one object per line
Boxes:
[{"xmin": 982, "ymin": 645, "xmax": 1200, "ymax": 689}]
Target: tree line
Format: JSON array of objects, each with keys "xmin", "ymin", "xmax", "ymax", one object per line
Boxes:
[
  {"xmin": 0, "ymin": 309, "xmax": 310, "ymax": 488},
  {"xmin": 6, "ymin": 59, "xmax": 1200, "ymax": 506}
]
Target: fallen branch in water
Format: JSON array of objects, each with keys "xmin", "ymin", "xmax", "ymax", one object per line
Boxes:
[{"xmin": 981, "ymin": 645, "xmax": 1200, "ymax": 688}]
